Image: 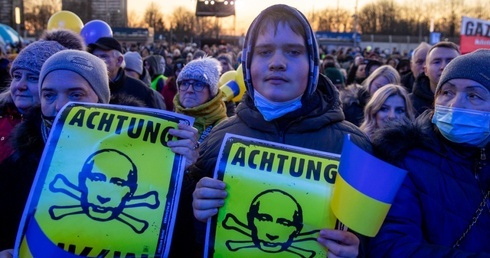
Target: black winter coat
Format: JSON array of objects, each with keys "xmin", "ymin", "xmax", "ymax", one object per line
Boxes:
[
  {"xmin": 171, "ymin": 75, "xmax": 372, "ymax": 257},
  {"xmin": 409, "ymin": 73, "xmax": 434, "ymax": 117},
  {"xmin": 110, "ymin": 68, "xmax": 166, "ymax": 110}
]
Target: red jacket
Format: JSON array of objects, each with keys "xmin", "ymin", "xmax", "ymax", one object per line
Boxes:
[
  {"xmin": 161, "ymin": 76, "xmax": 177, "ymax": 111},
  {"xmin": 0, "ymin": 102, "xmax": 23, "ymax": 163}
]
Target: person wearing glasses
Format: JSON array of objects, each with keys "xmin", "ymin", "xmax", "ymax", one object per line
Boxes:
[
  {"xmin": 174, "ymin": 57, "xmax": 228, "ymax": 140},
  {"xmin": 170, "ymin": 56, "xmax": 228, "ymax": 257}
]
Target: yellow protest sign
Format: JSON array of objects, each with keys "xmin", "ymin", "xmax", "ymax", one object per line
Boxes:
[
  {"xmin": 205, "ymin": 133, "xmax": 341, "ymax": 258},
  {"xmin": 15, "ymin": 102, "xmax": 194, "ymax": 258}
]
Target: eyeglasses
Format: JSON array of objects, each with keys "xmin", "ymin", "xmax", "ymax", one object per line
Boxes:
[{"xmin": 178, "ymin": 80, "xmax": 207, "ymax": 92}]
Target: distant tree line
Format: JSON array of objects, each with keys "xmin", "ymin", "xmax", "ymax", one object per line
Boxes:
[
  {"xmin": 22, "ymin": 0, "xmax": 490, "ymax": 41},
  {"xmin": 309, "ymin": 0, "xmax": 488, "ymax": 38}
]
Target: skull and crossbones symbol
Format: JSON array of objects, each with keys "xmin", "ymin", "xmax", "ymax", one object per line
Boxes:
[
  {"xmin": 222, "ymin": 189, "xmax": 320, "ymax": 258},
  {"xmin": 48, "ymin": 149, "xmax": 160, "ymax": 234}
]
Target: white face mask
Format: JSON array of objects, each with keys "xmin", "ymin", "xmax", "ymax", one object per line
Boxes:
[
  {"xmin": 432, "ymin": 105, "xmax": 490, "ymax": 147},
  {"xmin": 253, "ymin": 90, "xmax": 302, "ymax": 121}
]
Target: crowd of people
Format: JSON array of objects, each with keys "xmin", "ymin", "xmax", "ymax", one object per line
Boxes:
[{"xmin": 1, "ymin": 3, "xmax": 490, "ymax": 258}]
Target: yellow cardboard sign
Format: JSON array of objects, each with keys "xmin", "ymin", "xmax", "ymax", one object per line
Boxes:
[
  {"xmin": 205, "ymin": 133, "xmax": 341, "ymax": 258},
  {"xmin": 15, "ymin": 102, "xmax": 193, "ymax": 258}
]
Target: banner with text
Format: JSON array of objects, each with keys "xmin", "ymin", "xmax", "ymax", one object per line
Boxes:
[
  {"xmin": 15, "ymin": 102, "xmax": 194, "ymax": 258},
  {"xmin": 460, "ymin": 16, "xmax": 490, "ymax": 54},
  {"xmin": 205, "ymin": 134, "xmax": 341, "ymax": 258}
]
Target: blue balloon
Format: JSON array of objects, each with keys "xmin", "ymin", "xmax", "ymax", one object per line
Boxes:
[{"xmin": 80, "ymin": 20, "xmax": 113, "ymax": 45}]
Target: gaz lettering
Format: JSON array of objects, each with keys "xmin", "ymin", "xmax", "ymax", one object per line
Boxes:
[{"xmin": 464, "ymin": 21, "xmax": 490, "ymax": 37}]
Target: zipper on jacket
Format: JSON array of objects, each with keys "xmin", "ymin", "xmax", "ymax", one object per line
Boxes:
[
  {"xmin": 474, "ymin": 148, "xmax": 487, "ymax": 180},
  {"xmin": 278, "ymin": 130, "xmax": 285, "ymax": 143}
]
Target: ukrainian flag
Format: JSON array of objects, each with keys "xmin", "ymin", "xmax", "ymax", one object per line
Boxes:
[{"xmin": 331, "ymin": 135, "xmax": 407, "ymax": 237}]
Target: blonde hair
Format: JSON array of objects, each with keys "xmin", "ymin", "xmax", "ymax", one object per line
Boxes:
[
  {"xmin": 360, "ymin": 84, "xmax": 415, "ymax": 139},
  {"xmin": 362, "ymin": 65, "xmax": 401, "ymax": 94}
]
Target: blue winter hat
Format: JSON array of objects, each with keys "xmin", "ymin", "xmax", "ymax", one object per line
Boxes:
[
  {"xmin": 436, "ymin": 49, "xmax": 490, "ymax": 94},
  {"xmin": 241, "ymin": 4, "xmax": 320, "ymax": 100},
  {"xmin": 177, "ymin": 57, "xmax": 221, "ymax": 96}
]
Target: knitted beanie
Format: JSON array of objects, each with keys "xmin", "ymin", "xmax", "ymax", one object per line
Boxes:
[
  {"xmin": 124, "ymin": 51, "xmax": 143, "ymax": 75},
  {"xmin": 177, "ymin": 57, "xmax": 221, "ymax": 96},
  {"xmin": 40, "ymin": 29, "xmax": 86, "ymax": 50},
  {"xmin": 324, "ymin": 67, "xmax": 345, "ymax": 85},
  {"xmin": 436, "ymin": 49, "xmax": 490, "ymax": 94},
  {"xmin": 241, "ymin": 4, "xmax": 320, "ymax": 100},
  {"xmin": 39, "ymin": 50, "xmax": 110, "ymax": 104},
  {"xmin": 10, "ymin": 40, "xmax": 66, "ymax": 75}
]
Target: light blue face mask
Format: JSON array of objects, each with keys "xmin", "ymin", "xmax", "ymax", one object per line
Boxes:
[
  {"xmin": 253, "ymin": 90, "xmax": 303, "ymax": 121},
  {"xmin": 432, "ymin": 105, "xmax": 490, "ymax": 147}
]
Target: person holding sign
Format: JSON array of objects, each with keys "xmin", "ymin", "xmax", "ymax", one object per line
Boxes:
[
  {"xmin": 0, "ymin": 49, "xmax": 111, "ymax": 255},
  {"xmin": 188, "ymin": 4, "xmax": 371, "ymax": 258},
  {"xmin": 174, "ymin": 57, "xmax": 228, "ymax": 139},
  {"xmin": 0, "ymin": 49, "xmax": 200, "ymax": 257},
  {"xmin": 171, "ymin": 56, "xmax": 228, "ymax": 257},
  {"xmin": 368, "ymin": 49, "xmax": 490, "ymax": 256}
]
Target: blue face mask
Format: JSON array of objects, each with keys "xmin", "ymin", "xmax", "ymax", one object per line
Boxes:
[
  {"xmin": 253, "ymin": 90, "xmax": 302, "ymax": 121},
  {"xmin": 432, "ymin": 105, "xmax": 490, "ymax": 147}
]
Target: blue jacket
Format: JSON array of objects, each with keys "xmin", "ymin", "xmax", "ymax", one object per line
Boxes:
[{"xmin": 368, "ymin": 111, "xmax": 490, "ymax": 257}]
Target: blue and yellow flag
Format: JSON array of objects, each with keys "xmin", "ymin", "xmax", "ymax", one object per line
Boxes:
[
  {"xmin": 15, "ymin": 102, "xmax": 193, "ymax": 258},
  {"xmin": 331, "ymin": 135, "xmax": 407, "ymax": 237}
]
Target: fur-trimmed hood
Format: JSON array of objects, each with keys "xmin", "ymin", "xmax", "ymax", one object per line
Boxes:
[
  {"xmin": 370, "ymin": 110, "xmax": 436, "ymax": 164},
  {"xmin": 340, "ymin": 83, "xmax": 369, "ymax": 107}
]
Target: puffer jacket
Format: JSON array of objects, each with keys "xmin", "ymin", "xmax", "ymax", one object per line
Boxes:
[
  {"xmin": 368, "ymin": 110, "xmax": 490, "ymax": 257},
  {"xmin": 170, "ymin": 75, "xmax": 372, "ymax": 257},
  {"xmin": 191, "ymin": 75, "xmax": 371, "ymax": 181}
]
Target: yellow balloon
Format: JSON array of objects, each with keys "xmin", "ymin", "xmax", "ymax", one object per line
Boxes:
[
  {"xmin": 219, "ymin": 70, "xmax": 237, "ymax": 87},
  {"xmin": 47, "ymin": 11, "xmax": 84, "ymax": 34},
  {"xmin": 233, "ymin": 64, "xmax": 246, "ymax": 102}
]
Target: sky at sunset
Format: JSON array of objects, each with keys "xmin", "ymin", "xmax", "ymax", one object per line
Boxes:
[{"xmin": 128, "ymin": 0, "xmax": 369, "ymax": 34}]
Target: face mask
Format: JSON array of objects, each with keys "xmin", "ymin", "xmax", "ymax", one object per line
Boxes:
[
  {"xmin": 432, "ymin": 105, "xmax": 490, "ymax": 147},
  {"xmin": 253, "ymin": 90, "xmax": 302, "ymax": 121}
]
